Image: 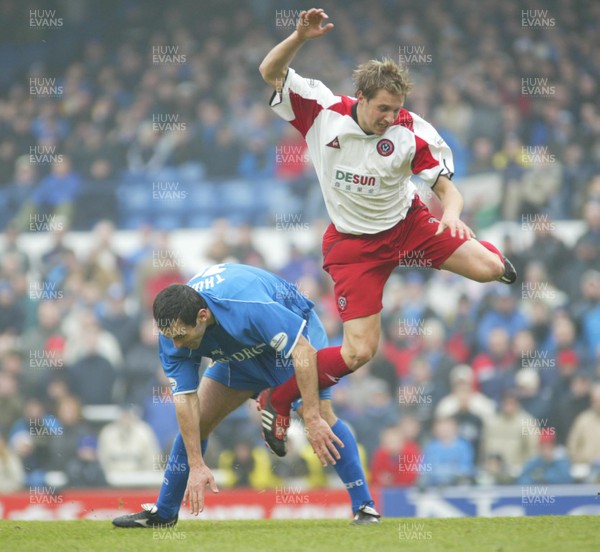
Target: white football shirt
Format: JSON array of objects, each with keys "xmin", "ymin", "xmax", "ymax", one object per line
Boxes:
[{"xmin": 270, "ymin": 68, "xmax": 454, "ymax": 235}]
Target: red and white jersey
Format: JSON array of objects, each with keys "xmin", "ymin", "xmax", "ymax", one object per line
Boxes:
[{"xmin": 269, "ymin": 68, "xmax": 454, "ymax": 235}]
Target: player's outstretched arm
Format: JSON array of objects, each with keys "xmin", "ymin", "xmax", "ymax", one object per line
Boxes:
[
  {"xmin": 174, "ymin": 392, "xmax": 219, "ymax": 515},
  {"xmin": 291, "ymin": 335, "xmax": 343, "ymax": 466},
  {"xmin": 259, "ymin": 8, "xmax": 334, "ymax": 89}
]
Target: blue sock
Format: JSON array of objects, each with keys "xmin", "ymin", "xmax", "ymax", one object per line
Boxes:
[
  {"xmin": 330, "ymin": 419, "xmax": 373, "ymax": 513},
  {"xmin": 156, "ymin": 435, "xmax": 208, "ymax": 519}
]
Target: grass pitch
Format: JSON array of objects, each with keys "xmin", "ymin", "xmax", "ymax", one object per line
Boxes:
[{"xmin": 0, "ymin": 516, "xmax": 597, "ymax": 552}]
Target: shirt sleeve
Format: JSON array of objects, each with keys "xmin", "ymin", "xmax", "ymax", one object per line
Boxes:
[
  {"xmin": 213, "ymin": 298, "xmax": 307, "ymax": 359},
  {"xmin": 158, "ymin": 334, "xmax": 201, "ymax": 395},
  {"xmin": 410, "ymin": 113, "xmax": 455, "ymax": 187},
  {"xmin": 269, "ymin": 67, "xmax": 339, "ymax": 138}
]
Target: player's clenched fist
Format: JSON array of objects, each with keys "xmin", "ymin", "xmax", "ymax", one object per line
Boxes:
[{"xmin": 296, "ymin": 8, "xmax": 334, "ymax": 40}]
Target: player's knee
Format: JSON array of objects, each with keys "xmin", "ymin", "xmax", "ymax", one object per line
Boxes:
[
  {"xmin": 342, "ymin": 340, "xmax": 377, "ymax": 371},
  {"xmin": 469, "ymin": 252, "xmax": 505, "ymax": 282},
  {"xmin": 483, "ymin": 254, "xmax": 505, "ymax": 282}
]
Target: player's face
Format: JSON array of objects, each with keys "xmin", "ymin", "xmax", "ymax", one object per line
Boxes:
[
  {"xmin": 163, "ymin": 310, "xmax": 211, "ymax": 349},
  {"xmin": 357, "ymin": 89, "xmax": 404, "ymax": 135}
]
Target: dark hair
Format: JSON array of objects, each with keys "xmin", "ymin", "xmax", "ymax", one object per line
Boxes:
[{"xmin": 152, "ymin": 284, "xmax": 207, "ymax": 331}]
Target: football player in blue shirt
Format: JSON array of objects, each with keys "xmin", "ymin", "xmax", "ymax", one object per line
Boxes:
[{"xmin": 112, "ymin": 263, "xmax": 380, "ymax": 527}]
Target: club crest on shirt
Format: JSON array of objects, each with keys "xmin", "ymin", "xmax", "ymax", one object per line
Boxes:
[
  {"xmin": 376, "ymin": 139, "xmax": 394, "ymax": 157},
  {"xmin": 338, "ymin": 296, "xmax": 347, "ymax": 311}
]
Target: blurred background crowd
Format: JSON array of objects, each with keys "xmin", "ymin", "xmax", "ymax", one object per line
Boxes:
[{"xmin": 1, "ymin": 0, "xmax": 600, "ymax": 494}]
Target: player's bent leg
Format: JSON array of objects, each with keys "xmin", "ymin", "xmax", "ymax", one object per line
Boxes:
[
  {"xmin": 113, "ymin": 380, "xmax": 253, "ymax": 528},
  {"xmin": 153, "ymin": 379, "xmax": 253, "ymax": 519},
  {"xmin": 440, "ymin": 239, "xmax": 506, "ymax": 283},
  {"xmin": 340, "ymin": 313, "xmax": 381, "ymax": 371},
  {"xmin": 257, "ymin": 317, "xmax": 381, "ymax": 456},
  {"xmin": 297, "ymin": 400, "xmax": 381, "ymax": 525},
  {"xmin": 197, "ymin": 377, "xmax": 255, "ymax": 437}
]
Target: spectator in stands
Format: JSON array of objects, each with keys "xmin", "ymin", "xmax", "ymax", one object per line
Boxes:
[
  {"xmin": 476, "ymin": 287, "xmax": 529, "ymax": 352},
  {"xmin": 472, "ymin": 327, "xmax": 515, "ymax": 403},
  {"xmin": 64, "ymin": 309, "xmax": 123, "ymax": 369},
  {"xmin": 98, "ymin": 283, "xmax": 139, "ymax": 357},
  {"xmin": 20, "ymin": 300, "xmax": 64, "ymax": 371},
  {"xmin": 514, "ymin": 368, "xmax": 552, "ymax": 422},
  {"xmin": 432, "ymin": 84, "xmax": 473, "ymax": 147},
  {"xmin": 370, "ymin": 424, "xmax": 421, "ymax": 487},
  {"xmin": 436, "ymin": 364, "xmax": 495, "ymax": 420},
  {"xmin": 546, "ymin": 313, "xmax": 588, "ymax": 378},
  {"xmin": 0, "ymin": 371, "xmax": 23, "ymax": 438},
  {"xmin": 419, "ymin": 417, "xmax": 474, "ymax": 487},
  {"xmin": 481, "ymin": 391, "xmax": 539, "ymax": 480},
  {"xmin": 520, "ymin": 260, "xmax": 568, "ymax": 311},
  {"xmin": 8, "ymin": 398, "xmax": 58, "ymax": 487},
  {"xmin": 477, "ymin": 453, "xmax": 513, "ymax": 486},
  {"xmin": 418, "ymin": 318, "xmax": 461, "ymax": 402},
  {"xmin": 0, "ymin": 435, "xmax": 25, "ymax": 493},
  {"xmin": 218, "ymin": 438, "xmax": 279, "ymax": 489},
  {"xmin": 569, "ymin": 202, "xmax": 600, "ymax": 296},
  {"xmin": 0, "ymin": 281, "xmax": 25, "ymax": 337},
  {"xmin": 335, "ymin": 369, "xmax": 399, "ymax": 457},
  {"xmin": 63, "ymin": 434, "xmax": 107, "ymax": 488},
  {"xmin": 271, "ymin": 423, "xmax": 311, "ymax": 486},
  {"xmin": 521, "ymin": 224, "xmax": 572, "ymax": 294},
  {"xmin": 8, "ymin": 160, "xmax": 39, "ymax": 231},
  {"xmin": 47, "ymin": 396, "xmax": 92, "ymax": 472},
  {"xmin": 467, "ymin": 136, "xmax": 495, "ymax": 175},
  {"xmin": 126, "ymin": 122, "xmax": 171, "ymax": 174},
  {"xmin": 0, "ymin": 224, "xmax": 31, "ymax": 275},
  {"xmin": 97, "ymin": 406, "xmax": 161, "ymax": 481},
  {"xmin": 134, "ymin": 231, "xmax": 185, "ymax": 313},
  {"xmin": 551, "ymin": 370, "xmax": 592, "ymax": 446},
  {"xmin": 452, "ymin": 384, "xmax": 485, "ymax": 465},
  {"xmin": 24, "ymin": 156, "xmax": 81, "ymax": 229},
  {"xmin": 575, "ymin": 270, "xmax": 600, "ymax": 361},
  {"xmin": 65, "ymin": 312, "xmax": 120, "ymax": 406},
  {"xmin": 567, "ymin": 382, "xmax": 600, "ymax": 469},
  {"xmin": 229, "ymin": 224, "xmax": 266, "ymax": 267},
  {"xmin": 82, "ymin": 220, "xmax": 124, "ymax": 294},
  {"xmin": 399, "ymin": 356, "xmax": 436, "ymax": 430},
  {"xmin": 125, "ymin": 319, "xmax": 160, "ymax": 406},
  {"xmin": 9, "ymin": 271, "xmax": 37, "ymax": 334},
  {"xmin": 517, "ymin": 430, "xmax": 572, "ymax": 485}
]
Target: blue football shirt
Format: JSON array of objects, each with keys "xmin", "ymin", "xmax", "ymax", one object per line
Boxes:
[{"xmin": 159, "ymin": 263, "xmax": 315, "ymax": 395}]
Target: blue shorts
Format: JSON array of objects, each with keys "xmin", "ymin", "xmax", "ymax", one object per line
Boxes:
[{"xmin": 204, "ymin": 309, "xmax": 332, "ymax": 411}]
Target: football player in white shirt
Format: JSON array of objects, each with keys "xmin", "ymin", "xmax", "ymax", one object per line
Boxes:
[{"xmin": 255, "ymin": 8, "xmax": 516, "ymax": 456}]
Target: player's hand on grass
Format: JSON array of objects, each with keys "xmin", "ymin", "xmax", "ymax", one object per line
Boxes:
[
  {"xmin": 435, "ymin": 213, "xmax": 476, "ymax": 240},
  {"xmin": 183, "ymin": 464, "xmax": 219, "ymax": 516},
  {"xmin": 296, "ymin": 8, "xmax": 334, "ymax": 40},
  {"xmin": 305, "ymin": 416, "xmax": 344, "ymax": 466}
]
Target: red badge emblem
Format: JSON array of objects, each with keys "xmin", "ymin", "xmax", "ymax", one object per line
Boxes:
[{"xmin": 376, "ymin": 139, "xmax": 394, "ymax": 157}]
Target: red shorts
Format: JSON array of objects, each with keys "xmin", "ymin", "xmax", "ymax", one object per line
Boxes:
[{"xmin": 322, "ymin": 196, "xmax": 468, "ymax": 322}]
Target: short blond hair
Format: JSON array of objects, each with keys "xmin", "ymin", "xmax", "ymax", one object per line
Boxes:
[{"xmin": 353, "ymin": 58, "xmax": 412, "ymax": 100}]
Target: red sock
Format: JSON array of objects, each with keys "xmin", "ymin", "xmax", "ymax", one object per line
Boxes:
[
  {"xmin": 270, "ymin": 346, "xmax": 352, "ymax": 414},
  {"xmin": 479, "ymin": 240, "xmax": 504, "ymax": 264}
]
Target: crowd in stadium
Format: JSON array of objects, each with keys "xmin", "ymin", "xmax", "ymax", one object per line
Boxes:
[{"xmin": 1, "ymin": 0, "xmax": 600, "ymax": 493}]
